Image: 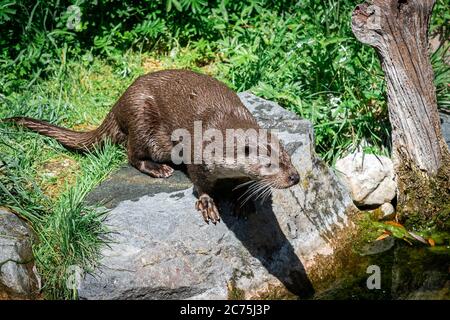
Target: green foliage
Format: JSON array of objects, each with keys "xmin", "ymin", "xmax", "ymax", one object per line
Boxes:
[{"xmin": 212, "ymin": 1, "xmax": 391, "ymax": 161}]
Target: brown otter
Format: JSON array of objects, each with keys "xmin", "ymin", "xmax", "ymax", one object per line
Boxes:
[{"xmin": 4, "ymin": 69, "xmax": 300, "ymax": 223}]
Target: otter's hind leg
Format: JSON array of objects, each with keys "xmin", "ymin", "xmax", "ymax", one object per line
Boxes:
[
  {"xmin": 127, "ymin": 131, "xmax": 174, "ymax": 178},
  {"xmin": 131, "ymin": 158, "xmax": 174, "ymax": 178}
]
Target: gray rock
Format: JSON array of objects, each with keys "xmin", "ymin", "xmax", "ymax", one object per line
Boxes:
[
  {"xmin": 360, "ymin": 236, "xmax": 395, "ymax": 256},
  {"xmin": 78, "ymin": 93, "xmax": 357, "ymax": 300},
  {"xmin": 335, "ymin": 152, "xmax": 396, "ymax": 206},
  {"xmin": 0, "ymin": 208, "xmax": 40, "ymax": 299}
]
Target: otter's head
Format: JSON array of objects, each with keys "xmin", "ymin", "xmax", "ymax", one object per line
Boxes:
[{"xmin": 241, "ymin": 135, "xmax": 300, "ymax": 189}]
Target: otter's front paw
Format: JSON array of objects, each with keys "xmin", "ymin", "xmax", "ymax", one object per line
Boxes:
[{"xmin": 195, "ymin": 194, "xmax": 220, "ymax": 224}]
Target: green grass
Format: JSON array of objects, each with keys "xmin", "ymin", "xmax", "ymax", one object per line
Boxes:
[
  {"xmin": 0, "ymin": 132, "xmax": 125, "ymax": 299},
  {"xmin": 0, "ymin": 57, "xmax": 130, "ymax": 299},
  {"xmin": 32, "ymin": 142, "xmax": 125, "ymax": 299}
]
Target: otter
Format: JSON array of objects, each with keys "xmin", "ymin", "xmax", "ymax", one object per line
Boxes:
[{"xmin": 5, "ymin": 69, "xmax": 300, "ymax": 223}]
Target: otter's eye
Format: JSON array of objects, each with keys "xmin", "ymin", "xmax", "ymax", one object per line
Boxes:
[{"xmin": 265, "ymin": 163, "xmax": 272, "ymax": 168}]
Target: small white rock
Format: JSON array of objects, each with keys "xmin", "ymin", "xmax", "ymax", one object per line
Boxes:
[{"xmin": 380, "ymin": 202, "xmax": 395, "ymax": 218}]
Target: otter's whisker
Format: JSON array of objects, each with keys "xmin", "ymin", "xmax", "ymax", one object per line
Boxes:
[
  {"xmin": 239, "ymin": 182, "xmax": 263, "ymax": 205},
  {"xmin": 241, "ymin": 180, "xmax": 270, "ymax": 206},
  {"xmin": 237, "ymin": 180, "xmax": 263, "ymax": 201},
  {"xmin": 255, "ymin": 181, "xmax": 272, "ymax": 201},
  {"xmin": 261, "ymin": 182, "xmax": 274, "ymax": 202},
  {"xmin": 233, "ymin": 180, "xmax": 256, "ymax": 191},
  {"xmin": 254, "ymin": 180, "xmax": 274, "ymax": 203}
]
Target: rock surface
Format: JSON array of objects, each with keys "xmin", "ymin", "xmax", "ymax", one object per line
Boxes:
[
  {"xmin": 335, "ymin": 152, "xmax": 396, "ymax": 207},
  {"xmin": 78, "ymin": 92, "xmax": 357, "ymax": 300},
  {"xmin": 0, "ymin": 208, "xmax": 40, "ymax": 299}
]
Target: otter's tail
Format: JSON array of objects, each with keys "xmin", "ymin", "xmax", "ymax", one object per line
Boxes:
[{"xmin": 3, "ymin": 112, "xmax": 124, "ymax": 152}]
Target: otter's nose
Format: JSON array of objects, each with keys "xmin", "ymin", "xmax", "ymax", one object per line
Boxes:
[{"xmin": 288, "ymin": 173, "xmax": 300, "ymax": 185}]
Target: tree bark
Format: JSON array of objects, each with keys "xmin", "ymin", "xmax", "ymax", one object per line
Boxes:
[{"xmin": 351, "ymin": 0, "xmax": 450, "ymax": 226}]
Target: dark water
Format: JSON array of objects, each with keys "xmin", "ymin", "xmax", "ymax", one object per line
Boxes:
[{"xmin": 314, "ymin": 240, "xmax": 450, "ymax": 300}]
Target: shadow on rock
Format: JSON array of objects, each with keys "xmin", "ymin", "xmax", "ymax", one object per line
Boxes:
[{"xmin": 212, "ymin": 182, "xmax": 315, "ymax": 299}]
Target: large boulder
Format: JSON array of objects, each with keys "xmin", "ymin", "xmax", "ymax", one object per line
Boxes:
[
  {"xmin": 0, "ymin": 208, "xmax": 40, "ymax": 299},
  {"xmin": 335, "ymin": 152, "xmax": 396, "ymax": 207},
  {"xmin": 78, "ymin": 92, "xmax": 358, "ymax": 300}
]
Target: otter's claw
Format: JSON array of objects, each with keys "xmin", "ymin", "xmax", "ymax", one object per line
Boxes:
[{"xmin": 195, "ymin": 194, "xmax": 220, "ymax": 224}]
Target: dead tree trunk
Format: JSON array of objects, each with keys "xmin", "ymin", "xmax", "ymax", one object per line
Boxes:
[{"xmin": 351, "ymin": 0, "xmax": 450, "ymax": 227}]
